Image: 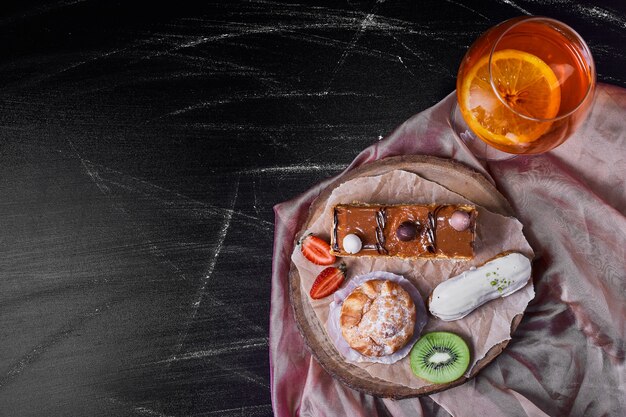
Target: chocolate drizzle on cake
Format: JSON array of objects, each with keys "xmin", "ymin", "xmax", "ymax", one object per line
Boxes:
[
  {"xmin": 375, "ymin": 208, "xmax": 388, "ymax": 255},
  {"xmin": 426, "ymin": 205, "xmax": 444, "ymax": 254},
  {"xmin": 332, "ymin": 208, "xmax": 339, "ymax": 251}
]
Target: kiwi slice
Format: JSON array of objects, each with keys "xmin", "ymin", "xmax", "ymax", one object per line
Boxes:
[{"xmin": 409, "ymin": 331, "xmax": 470, "ymax": 384}]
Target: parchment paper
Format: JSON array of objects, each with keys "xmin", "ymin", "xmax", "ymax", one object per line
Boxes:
[{"xmin": 290, "ymin": 169, "xmax": 534, "ymax": 389}]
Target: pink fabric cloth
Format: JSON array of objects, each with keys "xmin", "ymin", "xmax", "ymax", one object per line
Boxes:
[{"xmin": 270, "ymin": 84, "xmax": 626, "ymax": 417}]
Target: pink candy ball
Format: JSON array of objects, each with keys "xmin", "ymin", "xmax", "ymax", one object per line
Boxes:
[{"xmin": 448, "ymin": 210, "xmax": 471, "ymax": 231}]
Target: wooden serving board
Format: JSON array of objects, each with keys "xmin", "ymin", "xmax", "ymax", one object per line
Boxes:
[{"xmin": 288, "ymin": 155, "xmax": 523, "ymax": 399}]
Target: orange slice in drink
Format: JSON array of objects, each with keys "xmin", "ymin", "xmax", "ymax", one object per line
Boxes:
[{"xmin": 459, "ymin": 49, "xmax": 561, "ymax": 145}]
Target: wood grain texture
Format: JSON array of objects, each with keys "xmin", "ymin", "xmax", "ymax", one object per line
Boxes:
[{"xmin": 0, "ymin": 1, "xmax": 624, "ymax": 416}]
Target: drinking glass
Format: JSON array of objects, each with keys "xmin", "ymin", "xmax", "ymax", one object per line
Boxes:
[{"xmin": 449, "ymin": 16, "xmax": 596, "ymax": 160}]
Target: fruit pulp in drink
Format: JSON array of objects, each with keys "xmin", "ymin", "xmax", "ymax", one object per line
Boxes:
[{"xmin": 457, "ymin": 19, "xmax": 595, "ymax": 154}]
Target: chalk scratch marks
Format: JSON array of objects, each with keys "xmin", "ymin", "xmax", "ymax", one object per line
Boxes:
[
  {"xmin": 131, "ymin": 407, "xmax": 175, "ymax": 417},
  {"xmin": 66, "ymin": 146, "xmax": 200, "ymax": 285},
  {"xmin": 82, "ymin": 161, "xmax": 273, "ymax": 231},
  {"xmin": 150, "ymin": 90, "xmax": 381, "ymax": 122},
  {"xmin": 390, "ymin": 32, "xmax": 456, "ymax": 78},
  {"xmin": 107, "ymin": 398, "xmax": 177, "ymax": 417},
  {"xmin": 252, "ymin": 178, "xmax": 262, "ymax": 219},
  {"xmin": 496, "ymin": 0, "xmax": 626, "ymax": 29},
  {"xmin": 324, "ymin": 12, "xmax": 376, "ymax": 94},
  {"xmin": 159, "ymin": 337, "xmax": 268, "ymax": 363},
  {"xmin": 221, "ymin": 366, "xmax": 270, "ymax": 390},
  {"xmin": 0, "ymin": 0, "xmax": 89, "ymax": 27},
  {"xmin": 201, "ymin": 404, "xmax": 273, "ymax": 416},
  {"xmin": 576, "ymin": 5, "xmax": 626, "ymax": 29},
  {"xmin": 443, "ymin": 0, "xmax": 490, "ymax": 21},
  {"xmin": 169, "ymin": 175, "xmax": 240, "ymax": 358},
  {"xmin": 0, "ymin": 300, "xmax": 121, "ymax": 390},
  {"xmin": 67, "ymin": 139, "xmax": 111, "ymax": 194},
  {"xmin": 8, "ymin": 37, "xmax": 157, "ymax": 93},
  {"xmin": 108, "ymin": 397, "xmax": 273, "ymax": 417},
  {"xmin": 158, "ymin": 175, "xmax": 272, "ymax": 391},
  {"xmin": 396, "ymin": 56, "xmax": 416, "ymax": 79},
  {"xmin": 66, "ymin": 149, "xmax": 268, "ymax": 390},
  {"xmin": 496, "ymin": 0, "xmax": 531, "ymax": 15},
  {"xmin": 238, "ymin": 163, "xmax": 346, "ymax": 176},
  {"xmin": 71, "ymin": 152, "xmax": 269, "ymax": 380},
  {"xmin": 131, "ymin": 0, "xmax": 471, "ymax": 106}
]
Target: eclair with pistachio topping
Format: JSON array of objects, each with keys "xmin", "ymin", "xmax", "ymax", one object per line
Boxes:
[{"xmin": 428, "ymin": 252, "xmax": 532, "ymax": 321}]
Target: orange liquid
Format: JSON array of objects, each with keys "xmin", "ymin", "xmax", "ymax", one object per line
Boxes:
[{"xmin": 457, "ymin": 18, "xmax": 595, "ymax": 154}]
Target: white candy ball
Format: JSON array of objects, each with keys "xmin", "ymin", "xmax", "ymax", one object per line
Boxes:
[{"xmin": 342, "ymin": 233, "xmax": 362, "ymax": 254}]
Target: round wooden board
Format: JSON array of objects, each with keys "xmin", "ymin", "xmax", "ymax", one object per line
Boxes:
[{"xmin": 288, "ymin": 155, "xmax": 524, "ymax": 399}]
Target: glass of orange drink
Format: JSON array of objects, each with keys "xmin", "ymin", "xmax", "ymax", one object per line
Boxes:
[{"xmin": 451, "ymin": 16, "xmax": 596, "ymax": 160}]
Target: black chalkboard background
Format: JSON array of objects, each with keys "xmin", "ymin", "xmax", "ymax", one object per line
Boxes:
[{"xmin": 1, "ymin": 1, "xmax": 624, "ymax": 416}]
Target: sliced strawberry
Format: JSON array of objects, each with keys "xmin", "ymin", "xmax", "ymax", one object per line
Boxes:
[
  {"xmin": 310, "ymin": 263, "xmax": 346, "ymax": 299},
  {"xmin": 300, "ymin": 234, "xmax": 336, "ymax": 266}
]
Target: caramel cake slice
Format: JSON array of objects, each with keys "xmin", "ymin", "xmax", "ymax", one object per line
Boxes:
[{"xmin": 330, "ymin": 203, "xmax": 477, "ymax": 259}]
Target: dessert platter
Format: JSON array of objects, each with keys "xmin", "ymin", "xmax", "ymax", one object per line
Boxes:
[{"xmin": 288, "ymin": 155, "xmax": 535, "ymax": 398}]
